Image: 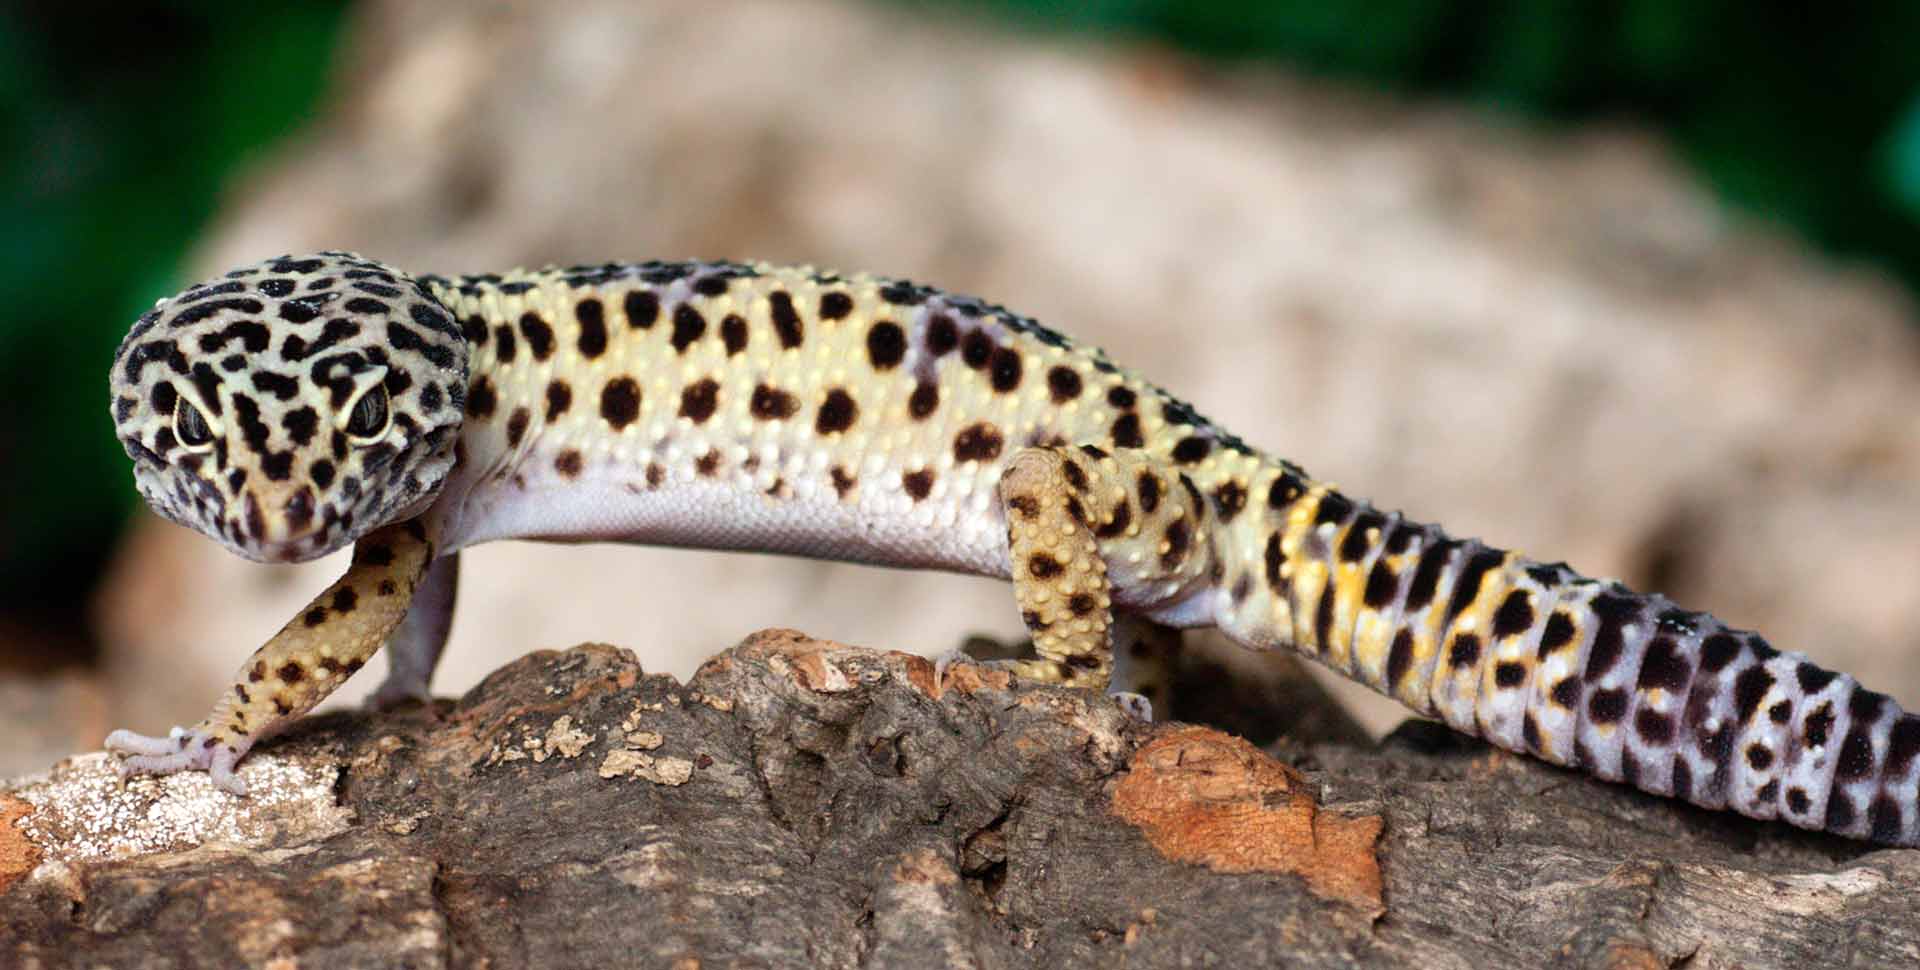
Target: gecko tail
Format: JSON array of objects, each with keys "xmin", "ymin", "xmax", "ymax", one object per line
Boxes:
[{"xmin": 1260, "ymin": 480, "xmax": 1920, "ymax": 846}]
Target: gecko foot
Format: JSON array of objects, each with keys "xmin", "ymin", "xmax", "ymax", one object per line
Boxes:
[
  {"xmin": 105, "ymin": 726, "xmax": 251, "ymax": 796},
  {"xmin": 1108, "ymin": 690, "xmax": 1155, "ymax": 723},
  {"xmin": 367, "ymin": 674, "xmax": 433, "ymax": 711}
]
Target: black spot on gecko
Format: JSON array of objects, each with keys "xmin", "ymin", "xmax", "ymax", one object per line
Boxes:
[
  {"xmin": 624, "ymin": 290, "xmax": 659, "ymax": 329},
  {"xmin": 493, "ymin": 324, "xmax": 517, "ymax": 361},
  {"xmin": 1826, "ymin": 792, "xmax": 1856, "ymax": 832},
  {"xmin": 989, "ymin": 348, "xmax": 1022, "ymax": 392},
  {"xmin": 1635, "ymin": 709, "xmax": 1675, "ymax": 744},
  {"xmin": 576, "ymin": 299, "xmax": 608, "ymax": 357},
  {"xmin": 1733, "ymin": 665, "xmax": 1775, "ymax": 723},
  {"xmin": 769, "ymin": 291, "xmax": 804, "ymax": 348},
  {"xmin": 1107, "ymin": 386, "xmax": 1137, "ymax": 409},
  {"xmin": 282, "ymin": 407, "xmax": 319, "ymax": 447},
  {"xmin": 752, "ymin": 384, "xmax": 799, "ymax": 420},
  {"xmin": 903, "ymin": 469, "xmax": 934, "ymax": 501},
  {"xmin": 331, "ymin": 588, "xmax": 357, "ymax": 614},
  {"xmin": 546, "ymin": 380, "xmax": 572, "ymax": 421},
  {"xmin": 1212, "ymin": 482, "xmax": 1247, "ymax": 521},
  {"xmin": 600, "ymin": 377, "xmax": 641, "ymax": 429},
  {"xmin": 1110, "ymin": 413, "xmax": 1144, "ymax": 448},
  {"xmin": 1404, "ymin": 541, "xmax": 1454, "ymax": 612},
  {"xmin": 1362, "ymin": 561, "xmax": 1397, "ymax": 608},
  {"xmin": 671, "ymin": 304, "xmax": 705, "ymax": 352},
  {"xmin": 1836, "ymin": 726, "xmax": 1876, "ymax": 781},
  {"xmin": 1582, "ymin": 593, "xmax": 1638, "ymax": 678},
  {"xmin": 867, "ymin": 321, "xmax": 906, "ymax": 369},
  {"xmin": 1095, "ymin": 502, "xmax": 1131, "ymax": 539},
  {"xmin": 1869, "ymin": 797, "xmax": 1902, "ymax": 844},
  {"xmin": 1444, "ymin": 549, "xmax": 1504, "ymax": 629},
  {"xmin": 1587, "ymin": 688, "xmax": 1628, "ymax": 724},
  {"xmin": 960, "ymin": 331, "xmax": 993, "ymax": 369},
  {"xmin": 1494, "ymin": 662, "xmax": 1527, "ymax": 688},
  {"xmin": 1338, "ymin": 510, "xmax": 1382, "ymax": 562},
  {"xmin": 1786, "ymin": 786, "xmax": 1810, "ymax": 815},
  {"xmin": 819, "ymin": 291, "xmax": 853, "ymax": 320},
  {"xmin": 1849, "ymin": 687, "xmax": 1889, "ymax": 723},
  {"xmin": 696, "ymin": 449, "xmax": 721, "ymax": 477},
  {"xmin": 679, "ymin": 378, "xmax": 720, "ymax": 424},
  {"xmin": 1047, "ymin": 366, "xmax": 1082, "ymax": 402},
  {"xmin": 467, "ymin": 377, "xmax": 497, "ymax": 419},
  {"xmin": 816, "ymin": 389, "xmax": 858, "ymax": 434},
  {"xmin": 1171, "ymin": 436, "xmax": 1210, "ymax": 464},
  {"xmin": 1386, "ymin": 629, "xmax": 1415, "ymax": 690},
  {"xmin": 555, "ymin": 450, "xmax": 583, "ymax": 478},
  {"xmin": 721, "ymin": 314, "xmax": 748, "ymax": 355},
  {"xmin": 1636, "ymin": 636, "xmax": 1692, "ymax": 692},
  {"xmin": 907, "ymin": 381, "xmax": 939, "ymax": 420},
  {"xmin": 1137, "ymin": 472, "xmax": 1161, "ymax": 514},
  {"xmin": 1491, "ymin": 590, "xmax": 1534, "ymax": 640},
  {"xmin": 953, "ymin": 423, "xmax": 1003, "ymax": 463},
  {"xmin": 1804, "ymin": 702, "xmax": 1835, "ymax": 747},
  {"xmin": 1069, "ymin": 592, "xmax": 1099, "ymax": 616},
  {"xmin": 1161, "ymin": 519, "xmax": 1190, "ymax": 569},
  {"xmin": 1446, "ymin": 634, "xmax": 1481, "ymax": 670},
  {"xmin": 925, "ymin": 314, "xmax": 958, "ymax": 356},
  {"xmin": 1745, "ymin": 744, "xmax": 1774, "ymax": 770},
  {"xmin": 1550, "ymin": 678, "xmax": 1581, "ymax": 709},
  {"xmin": 1699, "ymin": 633, "xmax": 1741, "ymax": 672},
  {"xmin": 506, "ymin": 408, "xmax": 530, "ymax": 448},
  {"xmin": 1886, "ymin": 715, "xmax": 1920, "ymax": 775}
]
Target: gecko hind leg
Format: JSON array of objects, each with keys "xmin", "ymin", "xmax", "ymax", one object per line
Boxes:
[
  {"xmin": 998, "ymin": 447, "xmax": 1117, "ymax": 689},
  {"xmin": 994, "ymin": 444, "xmax": 1214, "ymax": 707},
  {"xmin": 106, "ymin": 519, "xmax": 435, "ymax": 794},
  {"xmin": 1108, "ymin": 615, "xmax": 1183, "ymax": 722}
]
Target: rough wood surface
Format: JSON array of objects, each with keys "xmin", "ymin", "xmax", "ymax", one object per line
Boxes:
[{"xmin": 5, "ymin": 632, "xmax": 1915, "ymax": 969}]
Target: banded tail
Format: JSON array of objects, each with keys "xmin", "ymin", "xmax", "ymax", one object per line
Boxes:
[{"xmin": 1234, "ymin": 468, "xmax": 1919, "ymax": 846}]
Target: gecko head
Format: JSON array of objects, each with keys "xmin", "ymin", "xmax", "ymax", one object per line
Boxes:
[{"xmin": 108, "ymin": 251, "xmax": 471, "ymax": 563}]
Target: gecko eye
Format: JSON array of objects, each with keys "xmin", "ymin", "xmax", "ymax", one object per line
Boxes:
[
  {"xmin": 344, "ymin": 384, "xmax": 391, "ymax": 441},
  {"xmin": 174, "ymin": 397, "xmax": 215, "ymax": 449}
]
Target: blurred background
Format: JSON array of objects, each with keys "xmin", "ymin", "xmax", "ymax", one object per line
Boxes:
[{"xmin": 4, "ymin": 0, "xmax": 1919, "ymax": 776}]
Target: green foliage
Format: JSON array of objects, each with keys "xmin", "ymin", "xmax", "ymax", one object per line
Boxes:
[{"xmin": 0, "ymin": 1, "xmax": 350, "ymax": 617}]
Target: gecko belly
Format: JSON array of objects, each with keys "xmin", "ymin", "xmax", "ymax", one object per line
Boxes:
[{"xmin": 437, "ymin": 451, "xmax": 1017, "ymax": 579}]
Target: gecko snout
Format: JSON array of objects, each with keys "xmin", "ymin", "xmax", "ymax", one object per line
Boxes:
[{"xmin": 240, "ymin": 485, "xmax": 324, "ymax": 561}]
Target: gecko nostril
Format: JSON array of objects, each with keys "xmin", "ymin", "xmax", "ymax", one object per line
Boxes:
[
  {"xmin": 285, "ymin": 486, "xmax": 315, "ymax": 532},
  {"xmin": 243, "ymin": 491, "xmax": 266, "ymax": 542}
]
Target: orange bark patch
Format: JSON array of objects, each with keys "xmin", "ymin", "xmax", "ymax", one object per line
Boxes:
[
  {"xmin": 1111, "ymin": 726, "xmax": 1382, "ymax": 909},
  {"xmin": 0, "ymin": 794, "xmax": 41, "ymax": 892}
]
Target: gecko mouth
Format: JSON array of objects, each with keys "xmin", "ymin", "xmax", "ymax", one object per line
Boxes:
[{"xmin": 228, "ymin": 486, "xmax": 342, "ymax": 563}]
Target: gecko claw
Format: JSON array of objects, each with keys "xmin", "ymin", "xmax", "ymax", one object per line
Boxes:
[{"xmin": 105, "ymin": 726, "xmax": 251, "ymax": 795}]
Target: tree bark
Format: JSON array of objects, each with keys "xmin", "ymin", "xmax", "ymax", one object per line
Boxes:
[{"xmin": 5, "ymin": 631, "xmax": 1916, "ymax": 969}]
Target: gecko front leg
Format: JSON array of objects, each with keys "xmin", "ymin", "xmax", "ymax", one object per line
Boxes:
[{"xmin": 106, "ymin": 519, "xmax": 437, "ymax": 794}]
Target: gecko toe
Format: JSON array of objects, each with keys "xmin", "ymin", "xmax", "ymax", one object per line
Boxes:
[
  {"xmin": 1109, "ymin": 690, "xmax": 1155, "ymax": 723},
  {"xmin": 104, "ymin": 727, "xmax": 192, "ymax": 758}
]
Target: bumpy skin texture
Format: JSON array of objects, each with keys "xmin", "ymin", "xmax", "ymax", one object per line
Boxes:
[{"xmin": 106, "ymin": 252, "xmax": 1919, "ymax": 845}]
